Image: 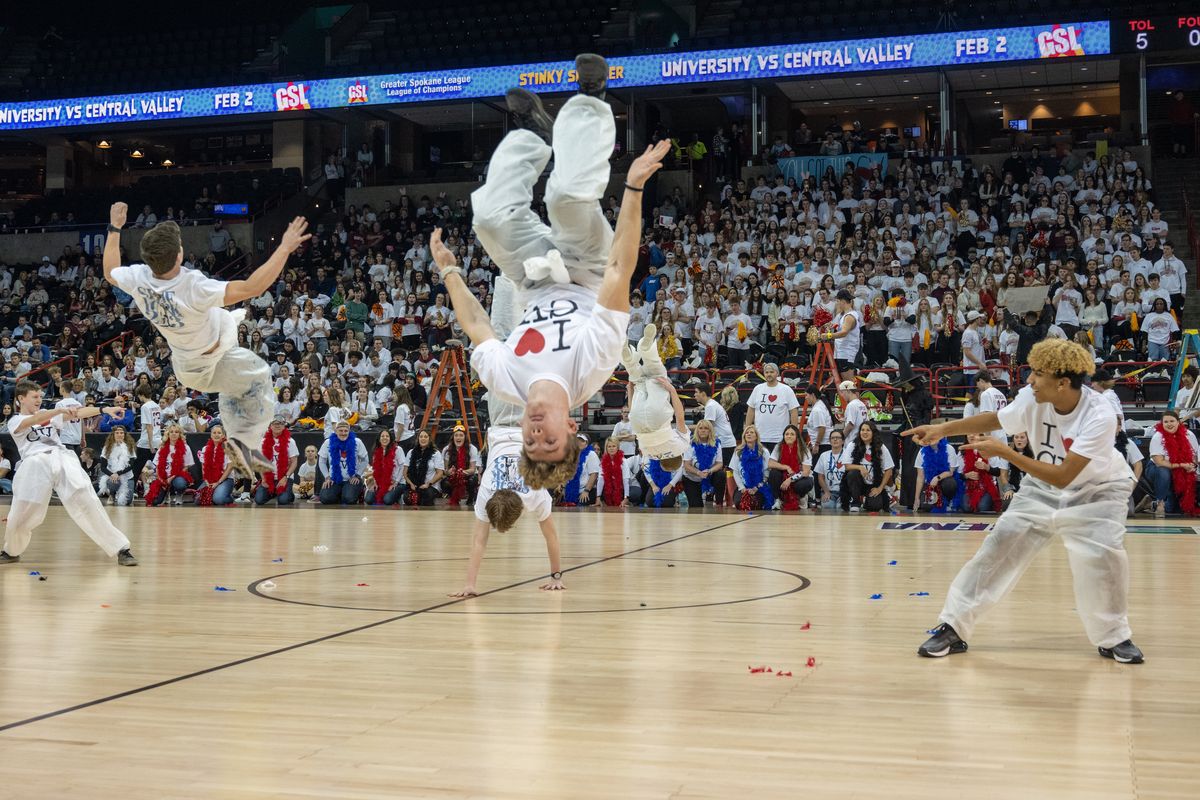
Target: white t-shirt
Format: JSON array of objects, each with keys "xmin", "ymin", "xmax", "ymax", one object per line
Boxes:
[
  {"xmin": 978, "ymin": 386, "xmax": 1008, "ymax": 442},
  {"xmin": 834, "ymin": 309, "xmax": 862, "ymax": 361},
  {"xmin": 997, "ymin": 385, "xmax": 1133, "ymax": 491},
  {"xmin": 961, "ymin": 326, "xmax": 984, "ymax": 374},
  {"xmin": 805, "ymin": 399, "xmax": 833, "ymax": 447},
  {"xmin": 137, "ymin": 401, "xmax": 163, "ymax": 450},
  {"xmin": 814, "ymin": 448, "xmax": 846, "ymax": 493},
  {"xmin": 747, "ymin": 382, "xmax": 800, "ymax": 443},
  {"xmin": 841, "ymin": 397, "xmax": 868, "ymax": 441},
  {"xmin": 111, "ymin": 264, "xmax": 229, "ymax": 358},
  {"xmin": 918, "ymin": 444, "xmax": 961, "ymax": 476},
  {"xmin": 769, "ymin": 443, "xmax": 812, "ymax": 473},
  {"xmin": 474, "ymin": 426, "xmax": 553, "ymax": 523},
  {"xmin": 702, "ymin": 398, "xmax": 737, "ymax": 448},
  {"xmin": 838, "ymin": 442, "xmax": 895, "ymax": 483},
  {"xmin": 470, "ymin": 284, "xmax": 629, "ymax": 409},
  {"xmin": 611, "ymin": 419, "xmax": 637, "ymax": 456},
  {"xmin": 9, "ymin": 413, "xmax": 67, "ymax": 460},
  {"xmin": 54, "ymin": 397, "xmax": 82, "ymax": 445},
  {"xmin": 1148, "ymin": 429, "xmax": 1200, "ymax": 463}
]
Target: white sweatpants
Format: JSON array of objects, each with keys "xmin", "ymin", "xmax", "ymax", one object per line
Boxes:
[
  {"xmin": 3, "ymin": 449, "xmax": 131, "ymax": 558},
  {"xmin": 939, "ymin": 476, "xmax": 1134, "ymax": 649},
  {"xmin": 173, "ymin": 345, "xmax": 273, "ymax": 446},
  {"xmin": 471, "ymin": 94, "xmax": 615, "ymax": 293}
]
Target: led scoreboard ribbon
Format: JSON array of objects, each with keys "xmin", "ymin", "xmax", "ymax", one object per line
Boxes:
[
  {"xmin": 1111, "ymin": 15, "xmax": 1200, "ymax": 53},
  {"xmin": 0, "ymin": 20, "xmax": 1110, "ymax": 131}
]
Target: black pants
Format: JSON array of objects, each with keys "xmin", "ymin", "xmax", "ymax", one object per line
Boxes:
[
  {"xmin": 768, "ymin": 469, "xmax": 813, "ymax": 506},
  {"xmin": 320, "ymin": 480, "xmax": 364, "ymax": 505},
  {"xmin": 919, "ymin": 476, "xmax": 959, "ymax": 510},
  {"xmin": 841, "ymin": 470, "xmax": 890, "ymax": 511},
  {"xmin": 403, "ymin": 485, "xmax": 438, "ymax": 506},
  {"xmin": 1171, "ymin": 293, "xmax": 1186, "ymax": 314},
  {"xmin": 863, "ymin": 330, "xmax": 888, "ymax": 366},
  {"xmin": 683, "ymin": 475, "xmax": 726, "ymax": 507}
]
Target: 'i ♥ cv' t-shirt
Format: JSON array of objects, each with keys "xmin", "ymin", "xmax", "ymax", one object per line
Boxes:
[{"xmin": 471, "ymin": 283, "xmax": 628, "ymax": 409}]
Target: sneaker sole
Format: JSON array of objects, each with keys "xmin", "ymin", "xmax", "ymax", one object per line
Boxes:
[
  {"xmin": 918, "ymin": 642, "xmax": 968, "ymax": 658},
  {"xmin": 1098, "ymin": 648, "xmax": 1144, "ymax": 664}
]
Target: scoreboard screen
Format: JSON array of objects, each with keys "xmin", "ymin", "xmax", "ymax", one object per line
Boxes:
[{"xmin": 1112, "ymin": 15, "xmax": 1200, "ymax": 53}]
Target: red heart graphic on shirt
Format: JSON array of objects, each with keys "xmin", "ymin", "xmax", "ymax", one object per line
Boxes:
[
  {"xmin": 514, "ymin": 327, "xmax": 545, "ymax": 357},
  {"xmin": 1062, "ymin": 437, "xmax": 1073, "ymax": 451},
  {"xmin": 767, "ymin": 394, "xmax": 778, "ymax": 402}
]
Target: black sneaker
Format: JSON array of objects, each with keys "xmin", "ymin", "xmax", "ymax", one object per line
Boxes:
[
  {"xmin": 574, "ymin": 53, "xmax": 608, "ymax": 99},
  {"xmin": 0, "ymin": 551, "xmax": 18, "ymax": 564},
  {"xmin": 1098, "ymin": 639, "xmax": 1144, "ymax": 664},
  {"xmin": 228, "ymin": 437, "xmax": 273, "ymax": 474},
  {"xmin": 505, "ymin": 88, "xmax": 553, "ymax": 145},
  {"xmin": 918, "ymin": 623, "xmax": 968, "ymax": 658},
  {"xmin": 117, "ymin": 548, "xmax": 138, "ymax": 567}
]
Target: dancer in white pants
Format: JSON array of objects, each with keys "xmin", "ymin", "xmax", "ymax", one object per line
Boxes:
[
  {"xmin": 0, "ymin": 381, "xmax": 137, "ymax": 566},
  {"xmin": 103, "ymin": 202, "xmax": 310, "ymax": 473},
  {"xmin": 904, "ymin": 339, "xmax": 1144, "ymax": 663},
  {"xmin": 434, "ymin": 53, "xmax": 670, "ymax": 489},
  {"xmin": 621, "ymin": 323, "xmax": 689, "ymax": 468}
]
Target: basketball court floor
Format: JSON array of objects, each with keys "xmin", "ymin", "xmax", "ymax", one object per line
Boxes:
[{"xmin": 1, "ymin": 506, "xmax": 1197, "ymax": 799}]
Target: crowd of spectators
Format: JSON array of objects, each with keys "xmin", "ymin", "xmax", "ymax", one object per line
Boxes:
[{"xmin": 0, "ymin": 135, "xmax": 1194, "ymax": 515}]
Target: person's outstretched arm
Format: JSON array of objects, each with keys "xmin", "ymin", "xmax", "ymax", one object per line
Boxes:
[
  {"xmin": 224, "ymin": 217, "xmax": 311, "ymax": 306},
  {"xmin": 430, "ymin": 227, "xmax": 495, "ymax": 346},
  {"xmin": 448, "ymin": 518, "xmax": 491, "ymax": 598},
  {"xmin": 538, "ymin": 515, "xmax": 564, "ymax": 590},
  {"xmin": 103, "ymin": 203, "xmax": 127, "ymax": 285},
  {"xmin": 596, "ymin": 141, "xmax": 672, "ymax": 313}
]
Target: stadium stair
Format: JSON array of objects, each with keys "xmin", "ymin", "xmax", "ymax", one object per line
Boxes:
[{"xmin": 1150, "ymin": 156, "xmax": 1200, "ymax": 330}]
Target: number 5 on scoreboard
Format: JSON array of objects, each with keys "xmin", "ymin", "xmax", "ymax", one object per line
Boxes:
[
  {"xmin": 996, "ymin": 36, "xmax": 1007, "ymax": 54},
  {"xmin": 1137, "ymin": 32, "xmax": 1148, "ymax": 49}
]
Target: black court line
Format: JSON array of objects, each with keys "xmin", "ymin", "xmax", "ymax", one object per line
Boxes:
[
  {"xmin": 0, "ymin": 515, "xmax": 761, "ymax": 733},
  {"xmin": 247, "ymin": 556, "xmax": 810, "ymax": 614}
]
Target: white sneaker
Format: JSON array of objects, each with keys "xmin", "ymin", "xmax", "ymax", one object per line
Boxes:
[
  {"xmin": 237, "ymin": 492, "xmax": 251, "ymax": 503},
  {"xmin": 172, "ymin": 495, "xmax": 183, "ymax": 506},
  {"xmin": 772, "ymin": 500, "xmax": 782, "ymax": 510},
  {"xmin": 849, "ymin": 505, "xmax": 862, "ymax": 512},
  {"xmin": 1154, "ymin": 500, "xmax": 1165, "ymax": 518}
]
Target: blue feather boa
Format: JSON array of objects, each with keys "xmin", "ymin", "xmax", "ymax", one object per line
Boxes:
[
  {"xmin": 920, "ymin": 440, "xmax": 964, "ymax": 512},
  {"xmin": 329, "ymin": 432, "xmax": 358, "ymax": 483},
  {"xmin": 647, "ymin": 458, "xmax": 676, "ymax": 507},
  {"xmin": 562, "ymin": 446, "xmax": 591, "ymax": 505},
  {"xmin": 692, "ymin": 442, "xmax": 718, "ymax": 493},
  {"xmin": 740, "ymin": 445, "xmax": 775, "ymax": 508}
]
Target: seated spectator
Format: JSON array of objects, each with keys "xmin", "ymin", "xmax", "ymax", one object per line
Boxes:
[
  {"xmin": 998, "ymin": 431, "xmax": 1033, "ymax": 509},
  {"xmin": 402, "ymin": 429, "xmax": 444, "ymax": 507},
  {"xmin": 295, "ymin": 445, "xmax": 320, "ymax": 503},
  {"xmin": 255, "ymin": 417, "xmax": 298, "ymax": 506},
  {"xmin": 145, "ymin": 424, "xmax": 195, "ymax": 506},
  {"xmin": 195, "ymin": 425, "xmax": 236, "ymax": 507},
  {"xmin": 960, "ymin": 433, "xmax": 1002, "ymax": 513},
  {"xmin": 597, "ymin": 436, "xmax": 640, "ymax": 507},
  {"xmin": 97, "ymin": 426, "xmax": 135, "ymax": 505},
  {"xmin": 1145, "ymin": 410, "xmax": 1199, "ymax": 517},
  {"xmin": 732, "ymin": 424, "xmax": 773, "ymax": 510},
  {"xmin": 768, "ymin": 424, "xmax": 814, "ymax": 510},
  {"xmin": 643, "ymin": 453, "xmax": 683, "ymax": 508},
  {"xmin": 0, "ymin": 452, "xmax": 11, "ymax": 494},
  {"xmin": 913, "ymin": 437, "xmax": 962, "ymax": 512},
  {"xmin": 839, "ymin": 421, "xmax": 894, "ymax": 512},
  {"xmin": 814, "ymin": 430, "xmax": 846, "ymax": 510},
  {"xmin": 365, "ymin": 429, "xmax": 403, "ymax": 506},
  {"xmin": 319, "ymin": 420, "xmax": 369, "ymax": 505},
  {"xmin": 559, "ymin": 434, "xmax": 599, "ymax": 507},
  {"xmin": 442, "ymin": 425, "xmax": 481, "ymax": 507},
  {"xmin": 682, "ymin": 420, "xmax": 725, "ymax": 508}
]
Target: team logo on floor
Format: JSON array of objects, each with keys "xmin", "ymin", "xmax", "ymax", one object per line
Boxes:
[{"xmin": 879, "ymin": 522, "xmax": 1197, "ymax": 535}]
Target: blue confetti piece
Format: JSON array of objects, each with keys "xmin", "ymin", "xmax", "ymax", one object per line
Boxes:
[
  {"xmin": 869, "ymin": 593, "xmax": 883, "ymax": 600},
  {"xmin": 887, "ymin": 560, "xmax": 898, "ymax": 566},
  {"xmin": 271, "ymin": 558, "xmax": 284, "ymax": 563},
  {"xmin": 909, "ymin": 591, "xmax": 930, "ymax": 597},
  {"xmin": 28, "ymin": 571, "xmax": 40, "ymax": 576},
  {"xmin": 213, "ymin": 586, "xmax": 235, "ymax": 592}
]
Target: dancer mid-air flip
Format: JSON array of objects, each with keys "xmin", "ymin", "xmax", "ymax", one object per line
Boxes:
[
  {"xmin": 903, "ymin": 339, "xmax": 1143, "ymax": 664},
  {"xmin": 432, "ymin": 52, "xmax": 670, "ymax": 489}
]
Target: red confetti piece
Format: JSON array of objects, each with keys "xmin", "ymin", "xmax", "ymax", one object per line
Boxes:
[
  {"xmin": 806, "ymin": 657, "xmax": 816, "ymax": 668},
  {"xmin": 748, "ymin": 666, "xmax": 768, "ymax": 674},
  {"xmin": 100, "ymin": 604, "xmax": 110, "ymax": 608},
  {"xmin": 356, "ymin": 583, "xmax": 370, "ymax": 587},
  {"xmin": 800, "ymin": 621, "xmax": 811, "ymax": 630},
  {"xmin": 777, "ymin": 671, "xmax": 793, "ymax": 677},
  {"xmin": 766, "ymin": 667, "xmax": 773, "ymax": 673}
]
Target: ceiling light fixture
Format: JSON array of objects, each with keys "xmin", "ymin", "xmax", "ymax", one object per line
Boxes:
[
  {"xmin": 97, "ymin": 140, "xmax": 112, "ymax": 149},
  {"xmin": 162, "ymin": 159, "xmax": 174, "ymax": 167},
  {"xmin": 130, "ymin": 149, "xmax": 144, "ymax": 158}
]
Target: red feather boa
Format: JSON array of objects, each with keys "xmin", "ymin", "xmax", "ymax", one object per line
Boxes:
[
  {"xmin": 445, "ymin": 445, "xmax": 471, "ymax": 505},
  {"xmin": 776, "ymin": 443, "xmax": 803, "ymax": 511},
  {"xmin": 961, "ymin": 447, "xmax": 1000, "ymax": 512},
  {"xmin": 196, "ymin": 441, "xmax": 228, "ymax": 506},
  {"xmin": 371, "ymin": 444, "xmax": 398, "ymax": 503},
  {"xmin": 256, "ymin": 428, "xmax": 292, "ymax": 498},
  {"xmin": 146, "ymin": 438, "xmax": 191, "ymax": 505},
  {"xmin": 600, "ymin": 451, "xmax": 625, "ymax": 506},
  {"xmin": 1155, "ymin": 422, "xmax": 1198, "ymax": 515}
]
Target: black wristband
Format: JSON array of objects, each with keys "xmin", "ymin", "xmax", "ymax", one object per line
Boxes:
[
  {"xmin": 551, "ymin": 571, "xmax": 563, "ymax": 580},
  {"xmin": 107, "ymin": 224, "xmax": 122, "ymax": 234},
  {"xmin": 624, "ymin": 182, "xmax": 643, "ymax": 193}
]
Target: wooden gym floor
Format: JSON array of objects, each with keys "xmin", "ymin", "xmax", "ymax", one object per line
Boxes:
[{"xmin": 0, "ymin": 506, "xmax": 1197, "ymax": 800}]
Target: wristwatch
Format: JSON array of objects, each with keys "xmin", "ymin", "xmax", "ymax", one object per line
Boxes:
[
  {"xmin": 107, "ymin": 223, "xmax": 122, "ymax": 234},
  {"xmin": 551, "ymin": 571, "xmax": 563, "ymax": 580}
]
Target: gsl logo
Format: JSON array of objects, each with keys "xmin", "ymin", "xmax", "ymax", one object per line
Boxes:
[
  {"xmin": 1036, "ymin": 25, "xmax": 1084, "ymax": 58},
  {"xmin": 347, "ymin": 81, "xmax": 369, "ymax": 104},
  {"xmin": 274, "ymin": 82, "xmax": 311, "ymax": 111}
]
